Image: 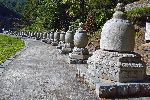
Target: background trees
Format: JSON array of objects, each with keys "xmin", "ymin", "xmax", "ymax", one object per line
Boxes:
[{"xmin": 0, "ymin": 0, "xmax": 141, "ymax": 32}]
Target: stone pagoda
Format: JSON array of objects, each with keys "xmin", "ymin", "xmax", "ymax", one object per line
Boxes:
[
  {"xmin": 69, "ymin": 23, "xmax": 90, "ymax": 64},
  {"xmin": 77, "ymin": 2, "xmax": 149, "ymax": 98},
  {"xmin": 60, "ymin": 26, "xmax": 74, "ymax": 54}
]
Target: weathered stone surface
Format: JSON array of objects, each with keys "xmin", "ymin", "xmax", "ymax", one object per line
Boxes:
[
  {"xmin": 60, "ymin": 26, "xmax": 74, "ymax": 54},
  {"xmin": 100, "ymin": 3, "xmax": 135, "ymax": 52},
  {"xmin": 77, "ymin": 64, "xmax": 150, "ymax": 98},
  {"xmin": 65, "ymin": 26, "xmax": 74, "ymax": 45},
  {"xmin": 0, "ymin": 38, "xmax": 99, "ymax": 100},
  {"xmin": 125, "ymin": 1, "xmax": 150, "ymax": 12},
  {"xmin": 59, "ymin": 29, "xmax": 65, "ymax": 43},
  {"xmin": 69, "ymin": 23, "xmax": 90, "ymax": 64},
  {"xmin": 87, "ymin": 50, "xmax": 146, "ymax": 82},
  {"xmin": 54, "ymin": 30, "xmax": 60, "ymax": 42},
  {"xmin": 69, "ymin": 47, "xmax": 91, "ymax": 64},
  {"xmin": 52, "ymin": 30, "xmax": 60, "ymax": 46},
  {"xmin": 100, "ymin": 18, "xmax": 135, "ymax": 52},
  {"xmin": 74, "ymin": 23, "xmax": 88, "ymax": 48}
]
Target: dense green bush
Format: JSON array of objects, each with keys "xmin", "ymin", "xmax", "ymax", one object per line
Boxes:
[{"xmin": 19, "ymin": 0, "xmax": 142, "ymax": 32}]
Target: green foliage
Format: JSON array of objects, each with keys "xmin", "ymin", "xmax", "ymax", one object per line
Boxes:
[
  {"xmin": 70, "ymin": 19, "xmax": 80, "ymax": 33},
  {"xmin": 0, "ymin": 35, "xmax": 25, "ymax": 64},
  {"xmin": 126, "ymin": 7, "xmax": 150, "ymax": 25},
  {"xmin": 0, "ymin": 0, "xmax": 26, "ymax": 13},
  {"xmin": 22, "ymin": 0, "xmax": 70, "ymax": 32},
  {"xmin": 20, "ymin": 0, "xmax": 141, "ymax": 32}
]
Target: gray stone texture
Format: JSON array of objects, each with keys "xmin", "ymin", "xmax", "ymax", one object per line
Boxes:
[
  {"xmin": 100, "ymin": 18, "xmax": 135, "ymax": 52},
  {"xmin": 60, "ymin": 26, "xmax": 74, "ymax": 54},
  {"xmin": 59, "ymin": 29, "xmax": 65, "ymax": 43},
  {"xmin": 74, "ymin": 23, "xmax": 88, "ymax": 48},
  {"xmin": 0, "ymin": 38, "xmax": 99, "ymax": 100},
  {"xmin": 76, "ymin": 2, "xmax": 148, "ymax": 98},
  {"xmin": 69, "ymin": 23, "xmax": 90, "ymax": 64},
  {"xmin": 65, "ymin": 26, "xmax": 74, "ymax": 45},
  {"xmin": 87, "ymin": 50, "xmax": 146, "ymax": 82}
]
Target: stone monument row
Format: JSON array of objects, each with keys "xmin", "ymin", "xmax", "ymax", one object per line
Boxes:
[{"xmin": 77, "ymin": 2, "xmax": 149, "ymax": 98}]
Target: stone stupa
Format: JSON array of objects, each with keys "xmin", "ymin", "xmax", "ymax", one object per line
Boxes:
[
  {"xmin": 77, "ymin": 2, "xmax": 150, "ymax": 98},
  {"xmin": 69, "ymin": 23, "xmax": 90, "ymax": 64},
  {"xmin": 60, "ymin": 26, "xmax": 74, "ymax": 54}
]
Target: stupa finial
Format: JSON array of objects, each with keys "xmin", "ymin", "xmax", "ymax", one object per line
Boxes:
[{"xmin": 113, "ymin": 1, "xmax": 125, "ymax": 19}]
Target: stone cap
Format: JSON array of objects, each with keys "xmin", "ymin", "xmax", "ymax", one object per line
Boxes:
[
  {"xmin": 113, "ymin": 2, "xmax": 125, "ymax": 19},
  {"xmin": 76, "ymin": 22, "xmax": 86, "ymax": 33}
]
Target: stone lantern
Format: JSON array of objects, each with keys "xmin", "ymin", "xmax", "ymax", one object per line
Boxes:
[
  {"xmin": 61, "ymin": 26, "xmax": 74, "ymax": 54},
  {"xmin": 69, "ymin": 22, "xmax": 90, "ymax": 64},
  {"xmin": 52, "ymin": 29, "xmax": 60, "ymax": 46},
  {"xmin": 77, "ymin": 2, "xmax": 148, "ymax": 98}
]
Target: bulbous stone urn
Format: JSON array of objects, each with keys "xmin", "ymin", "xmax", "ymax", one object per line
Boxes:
[
  {"xmin": 59, "ymin": 28, "xmax": 66, "ymax": 43},
  {"xmin": 65, "ymin": 26, "xmax": 74, "ymax": 45},
  {"xmin": 100, "ymin": 3, "xmax": 135, "ymax": 52},
  {"xmin": 74, "ymin": 23, "xmax": 88, "ymax": 48},
  {"xmin": 54, "ymin": 30, "xmax": 60, "ymax": 42},
  {"xmin": 69, "ymin": 22, "xmax": 90, "ymax": 64},
  {"xmin": 52, "ymin": 30, "xmax": 60, "ymax": 46},
  {"xmin": 60, "ymin": 26, "xmax": 74, "ymax": 54},
  {"xmin": 50, "ymin": 31, "xmax": 54, "ymax": 41}
]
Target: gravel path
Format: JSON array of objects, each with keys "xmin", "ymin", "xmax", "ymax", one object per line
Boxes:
[{"xmin": 0, "ymin": 38, "xmax": 99, "ymax": 100}]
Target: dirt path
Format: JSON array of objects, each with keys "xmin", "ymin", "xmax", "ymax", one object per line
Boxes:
[{"xmin": 0, "ymin": 38, "xmax": 99, "ymax": 100}]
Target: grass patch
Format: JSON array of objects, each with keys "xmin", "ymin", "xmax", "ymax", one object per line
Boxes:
[{"xmin": 0, "ymin": 34, "xmax": 25, "ymax": 64}]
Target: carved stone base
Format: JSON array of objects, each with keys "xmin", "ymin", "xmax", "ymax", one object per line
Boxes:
[
  {"xmin": 51, "ymin": 42, "xmax": 58, "ymax": 46},
  {"xmin": 87, "ymin": 50, "xmax": 146, "ymax": 82},
  {"xmin": 41, "ymin": 39, "xmax": 47, "ymax": 43},
  {"xmin": 46, "ymin": 39, "xmax": 52, "ymax": 44},
  {"xmin": 56, "ymin": 46, "xmax": 62, "ymax": 49},
  {"xmin": 60, "ymin": 47, "xmax": 72, "ymax": 54},
  {"xmin": 68, "ymin": 57, "xmax": 88, "ymax": 64},
  {"xmin": 76, "ymin": 49, "xmax": 147, "ymax": 98},
  {"xmin": 68, "ymin": 47, "xmax": 90, "ymax": 64},
  {"xmin": 77, "ymin": 64, "xmax": 150, "ymax": 98},
  {"xmin": 36, "ymin": 37, "xmax": 41, "ymax": 40}
]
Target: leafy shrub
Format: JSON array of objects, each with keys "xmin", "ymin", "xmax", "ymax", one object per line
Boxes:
[{"xmin": 126, "ymin": 7, "xmax": 150, "ymax": 25}]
